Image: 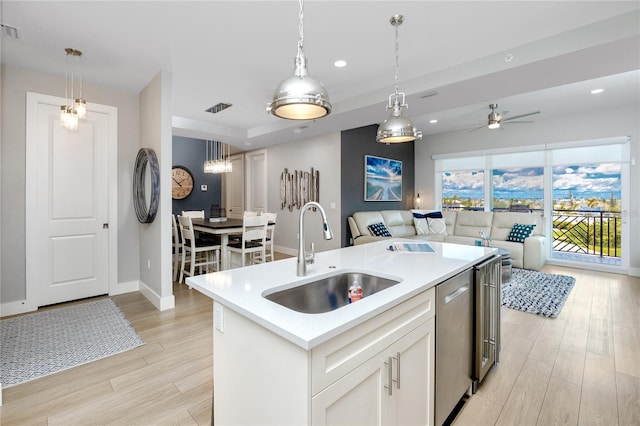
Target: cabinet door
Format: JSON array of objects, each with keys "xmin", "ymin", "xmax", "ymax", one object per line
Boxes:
[
  {"xmin": 312, "ymin": 350, "xmax": 389, "ymax": 426},
  {"xmin": 389, "ymin": 319, "xmax": 435, "ymax": 426}
]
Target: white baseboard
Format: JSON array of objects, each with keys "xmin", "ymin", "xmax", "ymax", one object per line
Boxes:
[
  {"xmin": 0, "ymin": 299, "xmax": 37, "ymax": 318},
  {"xmin": 274, "ymin": 244, "xmax": 296, "ymax": 257},
  {"xmin": 138, "ymin": 280, "xmax": 175, "ymax": 311},
  {"xmin": 110, "ymin": 280, "xmax": 139, "ymax": 296},
  {"xmin": 629, "ymin": 267, "xmax": 640, "ymax": 277}
]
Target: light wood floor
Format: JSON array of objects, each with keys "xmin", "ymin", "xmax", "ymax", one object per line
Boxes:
[
  {"xmin": 1, "ymin": 263, "xmax": 638, "ymax": 425},
  {"xmin": 453, "ymin": 265, "xmax": 640, "ymax": 426}
]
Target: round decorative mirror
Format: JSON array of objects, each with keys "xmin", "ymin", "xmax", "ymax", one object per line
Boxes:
[{"xmin": 133, "ymin": 148, "xmax": 160, "ymax": 223}]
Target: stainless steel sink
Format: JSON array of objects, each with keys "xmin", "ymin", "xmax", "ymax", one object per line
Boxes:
[{"xmin": 263, "ymin": 272, "xmax": 401, "ymax": 314}]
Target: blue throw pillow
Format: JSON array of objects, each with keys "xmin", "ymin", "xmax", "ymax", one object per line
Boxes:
[
  {"xmin": 413, "ymin": 211, "xmax": 443, "ymax": 219},
  {"xmin": 507, "ymin": 223, "xmax": 536, "ymax": 243},
  {"xmin": 368, "ymin": 222, "xmax": 392, "ymax": 237}
]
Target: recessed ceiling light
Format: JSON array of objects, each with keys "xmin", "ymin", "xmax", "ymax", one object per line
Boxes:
[
  {"xmin": 429, "ymin": 119, "xmax": 438, "ymax": 124},
  {"xmin": 334, "ymin": 59, "xmax": 347, "ymax": 68},
  {"xmin": 590, "ymin": 88, "xmax": 604, "ymax": 94}
]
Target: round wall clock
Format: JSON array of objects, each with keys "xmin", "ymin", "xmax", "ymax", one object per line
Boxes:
[{"xmin": 172, "ymin": 166, "xmax": 194, "ymax": 200}]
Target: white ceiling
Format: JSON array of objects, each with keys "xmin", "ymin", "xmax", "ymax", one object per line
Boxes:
[{"xmin": 2, "ymin": 1, "xmax": 639, "ymax": 150}]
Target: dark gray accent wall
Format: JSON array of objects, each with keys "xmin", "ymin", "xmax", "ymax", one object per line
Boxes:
[
  {"xmin": 172, "ymin": 136, "xmax": 222, "ymax": 216},
  {"xmin": 340, "ymin": 124, "xmax": 415, "ymax": 247}
]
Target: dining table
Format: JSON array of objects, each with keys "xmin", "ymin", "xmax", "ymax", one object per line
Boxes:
[{"xmin": 191, "ymin": 217, "xmax": 274, "ymax": 270}]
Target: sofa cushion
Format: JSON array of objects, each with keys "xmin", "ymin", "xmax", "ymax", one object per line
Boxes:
[
  {"xmin": 368, "ymin": 222, "xmax": 392, "ymax": 237},
  {"xmin": 491, "ymin": 212, "xmax": 542, "ymax": 241},
  {"xmin": 352, "ymin": 211, "xmax": 386, "ymax": 236},
  {"xmin": 381, "ymin": 210, "xmax": 416, "ymax": 237},
  {"xmin": 442, "ymin": 211, "xmax": 457, "ymax": 235},
  {"xmin": 507, "ymin": 223, "xmax": 536, "ymax": 243},
  {"xmin": 453, "ymin": 211, "xmax": 493, "ymax": 238}
]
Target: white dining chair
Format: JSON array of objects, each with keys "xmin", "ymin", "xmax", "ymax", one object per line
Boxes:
[
  {"xmin": 264, "ymin": 212, "xmax": 277, "ymax": 262},
  {"xmin": 226, "ymin": 214, "xmax": 268, "ymax": 268},
  {"xmin": 178, "ymin": 215, "xmax": 221, "ymax": 285}
]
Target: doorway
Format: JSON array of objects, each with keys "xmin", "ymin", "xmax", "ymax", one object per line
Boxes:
[{"xmin": 25, "ymin": 92, "xmax": 118, "ymax": 308}]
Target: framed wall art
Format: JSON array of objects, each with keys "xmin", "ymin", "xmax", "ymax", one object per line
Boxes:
[{"xmin": 364, "ymin": 155, "xmax": 402, "ymax": 201}]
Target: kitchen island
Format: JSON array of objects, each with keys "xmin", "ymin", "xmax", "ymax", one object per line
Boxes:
[{"xmin": 188, "ymin": 239, "xmax": 496, "ymax": 426}]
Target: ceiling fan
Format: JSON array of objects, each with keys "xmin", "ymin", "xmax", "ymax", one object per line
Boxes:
[{"xmin": 469, "ymin": 103, "xmax": 540, "ymax": 132}]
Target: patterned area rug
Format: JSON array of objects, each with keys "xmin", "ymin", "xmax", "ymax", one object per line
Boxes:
[
  {"xmin": 502, "ymin": 269, "xmax": 576, "ymax": 318},
  {"xmin": 1, "ymin": 299, "xmax": 144, "ymax": 388}
]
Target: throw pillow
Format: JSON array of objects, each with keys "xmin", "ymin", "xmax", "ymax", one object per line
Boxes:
[
  {"xmin": 507, "ymin": 223, "xmax": 536, "ymax": 243},
  {"xmin": 368, "ymin": 222, "xmax": 392, "ymax": 237},
  {"xmin": 416, "ymin": 211, "xmax": 447, "ymax": 235},
  {"xmin": 413, "ymin": 217, "xmax": 430, "ymax": 235},
  {"xmin": 427, "ymin": 217, "xmax": 448, "ymax": 235}
]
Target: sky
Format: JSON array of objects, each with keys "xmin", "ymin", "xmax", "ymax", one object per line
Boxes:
[{"xmin": 443, "ymin": 164, "xmax": 621, "ymax": 200}]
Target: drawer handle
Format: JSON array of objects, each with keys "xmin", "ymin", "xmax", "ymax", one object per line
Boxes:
[
  {"xmin": 393, "ymin": 352, "xmax": 401, "ymax": 390},
  {"xmin": 444, "ymin": 286, "xmax": 469, "ymax": 304}
]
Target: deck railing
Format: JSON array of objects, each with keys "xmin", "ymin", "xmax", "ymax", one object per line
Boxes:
[{"xmin": 552, "ymin": 209, "xmax": 621, "ymax": 258}]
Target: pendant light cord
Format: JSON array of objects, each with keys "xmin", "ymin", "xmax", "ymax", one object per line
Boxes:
[
  {"xmin": 394, "ymin": 22, "xmax": 400, "ymax": 96},
  {"xmin": 297, "ymin": 0, "xmax": 304, "ymax": 58}
]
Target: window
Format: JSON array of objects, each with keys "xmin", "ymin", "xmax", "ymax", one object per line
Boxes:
[
  {"xmin": 442, "ymin": 170, "xmax": 484, "ymax": 210},
  {"xmin": 492, "ymin": 167, "xmax": 544, "ymax": 211}
]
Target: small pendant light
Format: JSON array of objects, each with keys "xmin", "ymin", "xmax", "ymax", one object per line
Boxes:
[
  {"xmin": 267, "ymin": 0, "xmax": 331, "ymax": 120},
  {"xmin": 377, "ymin": 15, "xmax": 422, "ymax": 144},
  {"xmin": 60, "ymin": 48, "xmax": 86, "ymax": 130}
]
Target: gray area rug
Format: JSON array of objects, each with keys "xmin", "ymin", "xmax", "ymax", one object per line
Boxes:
[
  {"xmin": 502, "ymin": 269, "xmax": 576, "ymax": 318},
  {"xmin": 1, "ymin": 298, "xmax": 144, "ymax": 388}
]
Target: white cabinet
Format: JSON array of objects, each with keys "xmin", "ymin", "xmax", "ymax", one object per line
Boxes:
[
  {"xmin": 312, "ymin": 318, "xmax": 435, "ymax": 426},
  {"xmin": 212, "ymin": 287, "xmax": 435, "ymax": 425}
]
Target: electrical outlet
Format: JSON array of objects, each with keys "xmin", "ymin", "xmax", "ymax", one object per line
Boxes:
[{"xmin": 147, "ymin": 259, "xmax": 151, "ymax": 270}]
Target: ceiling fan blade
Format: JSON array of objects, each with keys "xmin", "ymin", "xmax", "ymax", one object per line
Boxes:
[
  {"xmin": 503, "ymin": 120, "xmax": 534, "ymax": 124},
  {"xmin": 502, "ymin": 111, "xmax": 540, "ymax": 122},
  {"xmin": 467, "ymin": 124, "xmax": 487, "ymax": 133}
]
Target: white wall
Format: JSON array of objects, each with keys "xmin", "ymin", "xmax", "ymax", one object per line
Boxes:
[
  {"xmin": 415, "ymin": 103, "xmax": 640, "ymax": 275},
  {"xmin": 0, "ymin": 64, "xmax": 141, "ymax": 305},
  {"xmin": 266, "ymin": 132, "xmax": 342, "ymax": 256},
  {"xmin": 138, "ymin": 72, "xmax": 174, "ymax": 310}
]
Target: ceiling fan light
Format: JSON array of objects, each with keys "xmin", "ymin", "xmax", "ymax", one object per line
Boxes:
[
  {"xmin": 267, "ymin": 55, "xmax": 331, "ymax": 120},
  {"xmin": 488, "ymin": 121, "xmax": 500, "ymax": 130}
]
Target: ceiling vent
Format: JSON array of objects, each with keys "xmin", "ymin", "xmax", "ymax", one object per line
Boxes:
[
  {"xmin": 205, "ymin": 102, "xmax": 232, "ymax": 114},
  {"xmin": 1, "ymin": 24, "xmax": 21, "ymax": 40}
]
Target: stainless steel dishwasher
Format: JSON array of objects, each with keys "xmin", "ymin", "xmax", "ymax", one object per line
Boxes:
[{"xmin": 435, "ymin": 268, "xmax": 473, "ymax": 426}]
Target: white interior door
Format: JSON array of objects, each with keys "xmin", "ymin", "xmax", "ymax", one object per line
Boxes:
[
  {"xmin": 245, "ymin": 149, "xmax": 267, "ymax": 214},
  {"xmin": 26, "ymin": 93, "xmax": 112, "ymax": 307},
  {"xmin": 225, "ymin": 153, "xmax": 245, "ymax": 219}
]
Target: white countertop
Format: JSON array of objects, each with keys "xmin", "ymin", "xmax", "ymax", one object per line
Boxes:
[{"xmin": 187, "ymin": 239, "xmax": 496, "ymax": 350}]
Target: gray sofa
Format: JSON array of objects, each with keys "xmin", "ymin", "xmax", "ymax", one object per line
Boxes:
[{"xmin": 347, "ymin": 209, "xmax": 546, "ymax": 270}]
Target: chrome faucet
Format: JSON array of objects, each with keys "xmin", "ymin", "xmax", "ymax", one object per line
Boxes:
[
  {"xmin": 479, "ymin": 230, "xmax": 491, "ymax": 246},
  {"xmin": 297, "ymin": 202, "xmax": 333, "ymax": 276}
]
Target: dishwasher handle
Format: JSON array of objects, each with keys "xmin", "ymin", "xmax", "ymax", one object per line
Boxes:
[{"xmin": 444, "ymin": 285, "xmax": 469, "ymax": 305}]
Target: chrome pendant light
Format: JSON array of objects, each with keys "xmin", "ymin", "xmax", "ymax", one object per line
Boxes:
[
  {"xmin": 267, "ymin": 0, "xmax": 331, "ymax": 120},
  {"xmin": 377, "ymin": 15, "xmax": 422, "ymax": 144}
]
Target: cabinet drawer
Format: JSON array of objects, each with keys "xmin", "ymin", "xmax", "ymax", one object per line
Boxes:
[{"xmin": 311, "ymin": 287, "xmax": 435, "ymax": 395}]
